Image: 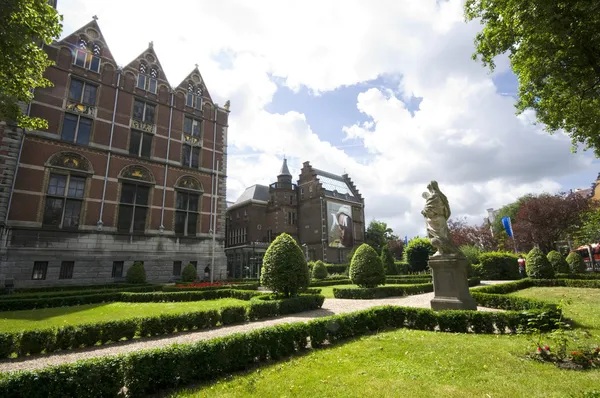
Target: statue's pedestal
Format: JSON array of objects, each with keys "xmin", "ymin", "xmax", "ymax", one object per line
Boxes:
[{"xmin": 429, "ymin": 255, "xmax": 477, "ymax": 311}]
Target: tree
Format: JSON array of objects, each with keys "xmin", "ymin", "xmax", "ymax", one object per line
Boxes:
[
  {"xmin": 349, "ymin": 243, "xmax": 386, "ymax": 288},
  {"xmin": 388, "ymin": 239, "xmax": 405, "ymax": 260},
  {"xmin": 311, "ymin": 260, "xmax": 328, "ymax": 280},
  {"xmin": 448, "ymin": 217, "xmax": 497, "ymax": 251},
  {"xmin": 526, "ymin": 247, "xmax": 555, "ymax": 279},
  {"xmin": 566, "ymin": 251, "xmax": 587, "ymax": 274},
  {"xmin": 465, "ymin": 1, "xmax": 600, "ymax": 155},
  {"xmin": 571, "ymin": 209, "xmax": 600, "ymax": 246},
  {"xmin": 491, "ymin": 195, "xmax": 535, "ymax": 237},
  {"xmin": 181, "ymin": 263, "xmax": 197, "ymax": 282},
  {"xmin": 126, "ymin": 262, "xmax": 146, "ymax": 284},
  {"xmin": 513, "ymin": 193, "xmax": 590, "ymax": 253},
  {"xmin": 547, "ymin": 250, "xmax": 570, "ymax": 274},
  {"xmin": 380, "ymin": 244, "xmax": 396, "ymax": 275},
  {"xmin": 0, "ymin": 0, "xmax": 62, "ymax": 129},
  {"xmin": 404, "ymin": 238, "xmax": 435, "ymax": 273},
  {"xmin": 365, "ymin": 220, "xmax": 398, "ymax": 254},
  {"xmin": 260, "ymin": 233, "xmax": 310, "ymax": 297}
]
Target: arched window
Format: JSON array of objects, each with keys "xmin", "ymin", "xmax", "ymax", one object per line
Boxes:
[
  {"xmin": 117, "ymin": 165, "xmax": 155, "ymax": 233},
  {"xmin": 137, "ymin": 62, "xmax": 158, "ymax": 94},
  {"xmin": 42, "ymin": 152, "xmax": 93, "ymax": 229},
  {"xmin": 174, "ymin": 176, "xmax": 203, "ymax": 236},
  {"xmin": 186, "ymin": 82, "xmax": 203, "ymax": 110},
  {"xmin": 73, "ymin": 38, "xmax": 101, "ymax": 73}
]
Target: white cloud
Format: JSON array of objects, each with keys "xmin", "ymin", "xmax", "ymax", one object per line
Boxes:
[{"xmin": 56, "ymin": 0, "xmax": 597, "ymax": 238}]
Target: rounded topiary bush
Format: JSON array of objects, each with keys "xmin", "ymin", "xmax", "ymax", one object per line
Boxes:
[
  {"xmin": 126, "ymin": 262, "xmax": 146, "ymax": 284},
  {"xmin": 526, "ymin": 248, "xmax": 555, "ymax": 279},
  {"xmin": 477, "ymin": 252, "xmax": 520, "ymax": 280},
  {"xmin": 381, "ymin": 244, "xmax": 397, "ymax": 275},
  {"xmin": 260, "ymin": 232, "xmax": 310, "ymax": 297},
  {"xmin": 547, "ymin": 250, "xmax": 570, "ymax": 274},
  {"xmin": 566, "ymin": 252, "xmax": 587, "ymax": 274},
  {"xmin": 349, "ymin": 243, "xmax": 386, "ymax": 288},
  {"xmin": 181, "ymin": 263, "xmax": 197, "ymax": 282},
  {"xmin": 404, "ymin": 238, "xmax": 435, "ymax": 272},
  {"xmin": 312, "ymin": 260, "xmax": 328, "ymax": 280}
]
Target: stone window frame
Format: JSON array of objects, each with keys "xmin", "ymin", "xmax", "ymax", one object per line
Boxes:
[
  {"xmin": 31, "ymin": 261, "xmax": 48, "ymax": 280},
  {"xmin": 60, "ymin": 112, "xmax": 94, "ymax": 146},
  {"xmin": 136, "ymin": 62, "xmax": 158, "ymax": 94},
  {"xmin": 68, "ymin": 77, "xmax": 98, "ymax": 107},
  {"xmin": 185, "ymin": 81, "xmax": 203, "ymax": 110},
  {"xmin": 181, "ymin": 116, "xmax": 203, "ymax": 169},
  {"xmin": 38, "ymin": 152, "xmax": 94, "ymax": 230},
  {"xmin": 115, "ymin": 165, "xmax": 155, "ymax": 235},
  {"xmin": 73, "ymin": 36, "xmax": 101, "ymax": 73},
  {"xmin": 172, "ymin": 175, "xmax": 204, "ymax": 236}
]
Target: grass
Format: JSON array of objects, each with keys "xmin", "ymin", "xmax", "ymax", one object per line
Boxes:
[
  {"xmin": 0, "ymin": 299, "xmax": 247, "ymax": 332},
  {"xmin": 319, "ymin": 284, "xmax": 419, "ymax": 298},
  {"xmin": 173, "ymin": 287, "xmax": 600, "ymax": 398}
]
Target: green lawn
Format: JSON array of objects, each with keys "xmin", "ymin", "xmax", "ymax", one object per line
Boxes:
[
  {"xmin": 0, "ymin": 299, "xmax": 247, "ymax": 332},
  {"xmin": 319, "ymin": 284, "xmax": 418, "ymax": 298},
  {"xmin": 173, "ymin": 287, "xmax": 600, "ymax": 398}
]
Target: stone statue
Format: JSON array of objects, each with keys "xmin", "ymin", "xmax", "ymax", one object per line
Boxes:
[{"xmin": 421, "ymin": 180, "xmax": 462, "ymax": 257}]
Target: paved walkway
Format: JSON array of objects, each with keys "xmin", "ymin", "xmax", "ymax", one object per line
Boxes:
[{"xmin": 0, "ymin": 281, "xmax": 507, "ymax": 373}]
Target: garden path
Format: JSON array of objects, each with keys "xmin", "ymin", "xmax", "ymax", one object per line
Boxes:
[{"xmin": 0, "ymin": 281, "xmax": 508, "ymax": 373}]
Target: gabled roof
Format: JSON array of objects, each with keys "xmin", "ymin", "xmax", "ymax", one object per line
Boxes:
[
  {"xmin": 122, "ymin": 42, "xmax": 168, "ymax": 81},
  {"xmin": 174, "ymin": 66, "xmax": 213, "ymax": 103},
  {"xmin": 56, "ymin": 19, "xmax": 117, "ymax": 65}
]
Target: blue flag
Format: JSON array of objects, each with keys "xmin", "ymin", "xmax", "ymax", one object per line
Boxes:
[
  {"xmin": 404, "ymin": 235, "xmax": 408, "ymax": 246},
  {"xmin": 501, "ymin": 216, "xmax": 514, "ymax": 238}
]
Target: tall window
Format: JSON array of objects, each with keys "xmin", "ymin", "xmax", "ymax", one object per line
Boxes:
[
  {"xmin": 117, "ymin": 183, "xmax": 149, "ymax": 233},
  {"xmin": 182, "ymin": 145, "xmax": 200, "ymax": 168},
  {"xmin": 61, "ymin": 113, "xmax": 92, "ymax": 145},
  {"xmin": 129, "ymin": 130, "xmax": 152, "ymax": 158},
  {"xmin": 112, "ymin": 261, "xmax": 124, "ymax": 277},
  {"xmin": 68, "ymin": 79, "xmax": 97, "ymax": 106},
  {"xmin": 59, "ymin": 261, "xmax": 75, "ymax": 279},
  {"xmin": 73, "ymin": 38, "xmax": 101, "ymax": 73},
  {"xmin": 32, "ymin": 261, "xmax": 48, "ymax": 280},
  {"xmin": 173, "ymin": 261, "xmax": 182, "ymax": 276},
  {"xmin": 43, "ymin": 173, "xmax": 85, "ymax": 228},
  {"xmin": 133, "ymin": 99, "xmax": 156, "ymax": 124},
  {"xmin": 136, "ymin": 63, "xmax": 158, "ymax": 94},
  {"xmin": 186, "ymin": 83, "xmax": 203, "ymax": 109},
  {"xmin": 182, "ymin": 117, "xmax": 201, "ymax": 168},
  {"xmin": 175, "ymin": 191, "xmax": 199, "ymax": 235}
]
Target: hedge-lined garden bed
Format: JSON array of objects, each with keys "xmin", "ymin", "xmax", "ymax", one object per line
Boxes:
[
  {"xmin": 0, "ymin": 283, "xmax": 159, "ymax": 296},
  {"xmin": 0, "ymin": 285, "xmax": 163, "ymax": 302},
  {"xmin": 0, "ymin": 294, "xmax": 325, "ymax": 359},
  {"xmin": 333, "ymin": 278, "xmax": 481, "ymax": 299},
  {"xmin": 162, "ymin": 282, "xmax": 259, "ymax": 292},
  {"xmin": 0, "ymin": 304, "xmax": 561, "ymax": 398}
]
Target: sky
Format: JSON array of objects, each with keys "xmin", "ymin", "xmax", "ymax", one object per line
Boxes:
[{"xmin": 56, "ymin": 0, "xmax": 600, "ymax": 238}]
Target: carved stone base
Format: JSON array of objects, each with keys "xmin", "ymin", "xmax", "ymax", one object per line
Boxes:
[{"xmin": 429, "ymin": 255, "xmax": 477, "ymax": 311}]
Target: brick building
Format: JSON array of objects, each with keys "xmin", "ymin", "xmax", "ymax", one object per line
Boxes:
[
  {"xmin": 225, "ymin": 159, "xmax": 365, "ymax": 278},
  {"xmin": 0, "ymin": 18, "xmax": 229, "ymax": 287}
]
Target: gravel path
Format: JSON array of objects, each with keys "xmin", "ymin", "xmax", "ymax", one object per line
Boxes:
[{"xmin": 0, "ymin": 281, "xmax": 508, "ymax": 373}]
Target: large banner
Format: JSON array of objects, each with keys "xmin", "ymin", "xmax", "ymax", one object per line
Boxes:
[{"xmin": 327, "ymin": 201, "xmax": 354, "ymax": 248}]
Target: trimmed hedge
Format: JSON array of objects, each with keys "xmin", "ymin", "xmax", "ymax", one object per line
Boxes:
[
  {"xmin": 161, "ymin": 283, "xmax": 259, "ymax": 292},
  {"xmin": 0, "ymin": 283, "xmax": 157, "ymax": 295},
  {"xmin": 394, "ymin": 261, "xmax": 410, "ymax": 275},
  {"xmin": 0, "ymin": 285, "xmax": 162, "ymax": 301},
  {"xmin": 310, "ymin": 279, "xmax": 353, "ymax": 287},
  {"xmin": 556, "ymin": 272, "xmax": 600, "ymax": 280},
  {"xmin": 332, "ymin": 278, "xmax": 481, "ymax": 299},
  {"xmin": 0, "ymin": 305, "xmax": 561, "ymax": 397},
  {"xmin": 477, "ymin": 252, "xmax": 520, "ymax": 280},
  {"xmin": 349, "ymin": 243, "xmax": 386, "ymax": 288},
  {"xmin": 309, "ymin": 276, "xmax": 432, "ymax": 288},
  {"xmin": 0, "ymin": 295, "xmax": 325, "ymax": 359}
]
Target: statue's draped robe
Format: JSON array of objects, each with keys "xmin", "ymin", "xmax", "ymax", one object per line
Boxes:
[{"xmin": 421, "ymin": 192, "xmax": 461, "ymax": 255}]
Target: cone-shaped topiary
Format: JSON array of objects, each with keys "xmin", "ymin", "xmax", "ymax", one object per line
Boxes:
[
  {"xmin": 381, "ymin": 244, "xmax": 397, "ymax": 275},
  {"xmin": 566, "ymin": 252, "xmax": 587, "ymax": 274},
  {"xmin": 126, "ymin": 262, "xmax": 146, "ymax": 284},
  {"xmin": 350, "ymin": 243, "xmax": 386, "ymax": 288},
  {"xmin": 260, "ymin": 233, "xmax": 310, "ymax": 297},
  {"xmin": 312, "ymin": 260, "xmax": 328, "ymax": 280},
  {"xmin": 181, "ymin": 263, "xmax": 197, "ymax": 282},
  {"xmin": 547, "ymin": 250, "xmax": 570, "ymax": 274},
  {"xmin": 526, "ymin": 247, "xmax": 555, "ymax": 279},
  {"xmin": 404, "ymin": 238, "xmax": 435, "ymax": 272}
]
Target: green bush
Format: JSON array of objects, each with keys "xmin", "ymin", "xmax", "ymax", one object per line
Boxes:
[
  {"xmin": 181, "ymin": 263, "xmax": 197, "ymax": 283},
  {"xmin": 460, "ymin": 245, "xmax": 482, "ymax": 265},
  {"xmin": 162, "ymin": 283, "xmax": 259, "ymax": 292},
  {"xmin": 566, "ymin": 252, "xmax": 587, "ymax": 274},
  {"xmin": 125, "ymin": 262, "xmax": 146, "ymax": 284},
  {"xmin": 526, "ymin": 248, "xmax": 555, "ymax": 279},
  {"xmin": 260, "ymin": 233, "xmax": 310, "ymax": 297},
  {"xmin": 404, "ymin": 238, "xmax": 435, "ymax": 272},
  {"xmin": 311, "ymin": 260, "xmax": 328, "ymax": 280},
  {"xmin": 325, "ymin": 264, "xmax": 348, "ymax": 275},
  {"xmin": 381, "ymin": 245, "xmax": 397, "ymax": 275},
  {"xmin": 349, "ymin": 243, "xmax": 386, "ymax": 288},
  {"xmin": 547, "ymin": 250, "xmax": 569, "ymax": 274},
  {"xmin": 309, "ymin": 279, "xmax": 353, "ymax": 287},
  {"xmin": 394, "ymin": 261, "xmax": 410, "ymax": 274},
  {"xmin": 333, "ymin": 278, "xmax": 481, "ymax": 299},
  {"xmin": 477, "ymin": 252, "xmax": 520, "ymax": 280}
]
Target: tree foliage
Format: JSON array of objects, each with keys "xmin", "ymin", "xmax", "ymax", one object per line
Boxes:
[
  {"xmin": 571, "ymin": 209, "xmax": 600, "ymax": 246},
  {"xmin": 465, "ymin": 1, "xmax": 600, "ymax": 155},
  {"xmin": 126, "ymin": 262, "xmax": 147, "ymax": 284},
  {"xmin": 448, "ymin": 217, "xmax": 497, "ymax": 251},
  {"xmin": 365, "ymin": 220, "xmax": 398, "ymax": 254},
  {"xmin": 311, "ymin": 260, "xmax": 328, "ymax": 280},
  {"xmin": 181, "ymin": 263, "xmax": 197, "ymax": 282},
  {"xmin": 380, "ymin": 244, "xmax": 396, "ymax": 275},
  {"xmin": 547, "ymin": 250, "xmax": 570, "ymax": 274},
  {"xmin": 388, "ymin": 239, "xmax": 405, "ymax": 260},
  {"xmin": 404, "ymin": 238, "xmax": 435, "ymax": 273},
  {"xmin": 566, "ymin": 251, "xmax": 587, "ymax": 274},
  {"xmin": 260, "ymin": 233, "xmax": 309, "ymax": 297},
  {"xmin": 349, "ymin": 243, "xmax": 386, "ymax": 288},
  {"xmin": 0, "ymin": 0, "xmax": 62, "ymax": 129}
]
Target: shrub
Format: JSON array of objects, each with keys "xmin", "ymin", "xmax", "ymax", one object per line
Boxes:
[
  {"xmin": 547, "ymin": 250, "xmax": 570, "ymax": 274},
  {"xmin": 394, "ymin": 261, "xmax": 410, "ymax": 274},
  {"xmin": 181, "ymin": 263, "xmax": 197, "ymax": 283},
  {"xmin": 325, "ymin": 264, "xmax": 348, "ymax": 275},
  {"xmin": 404, "ymin": 238, "xmax": 435, "ymax": 272},
  {"xmin": 460, "ymin": 245, "xmax": 482, "ymax": 265},
  {"xmin": 125, "ymin": 262, "xmax": 146, "ymax": 284},
  {"xmin": 349, "ymin": 243, "xmax": 386, "ymax": 288},
  {"xmin": 566, "ymin": 252, "xmax": 587, "ymax": 274},
  {"xmin": 311, "ymin": 260, "xmax": 328, "ymax": 280},
  {"xmin": 526, "ymin": 248, "xmax": 555, "ymax": 279},
  {"xmin": 477, "ymin": 252, "xmax": 520, "ymax": 280},
  {"xmin": 381, "ymin": 245, "xmax": 397, "ymax": 275},
  {"xmin": 260, "ymin": 233, "xmax": 310, "ymax": 297}
]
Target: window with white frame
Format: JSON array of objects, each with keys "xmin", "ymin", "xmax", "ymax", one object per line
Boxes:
[
  {"xmin": 43, "ymin": 173, "xmax": 86, "ymax": 228},
  {"xmin": 61, "ymin": 113, "xmax": 92, "ymax": 145},
  {"xmin": 73, "ymin": 38, "xmax": 101, "ymax": 73},
  {"xmin": 136, "ymin": 63, "xmax": 158, "ymax": 94},
  {"xmin": 186, "ymin": 83, "xmax": 203, "ymax": 109},
  {"xmin": 68, "ymin": 79, "xmax": 97, "ymax": 106}
]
